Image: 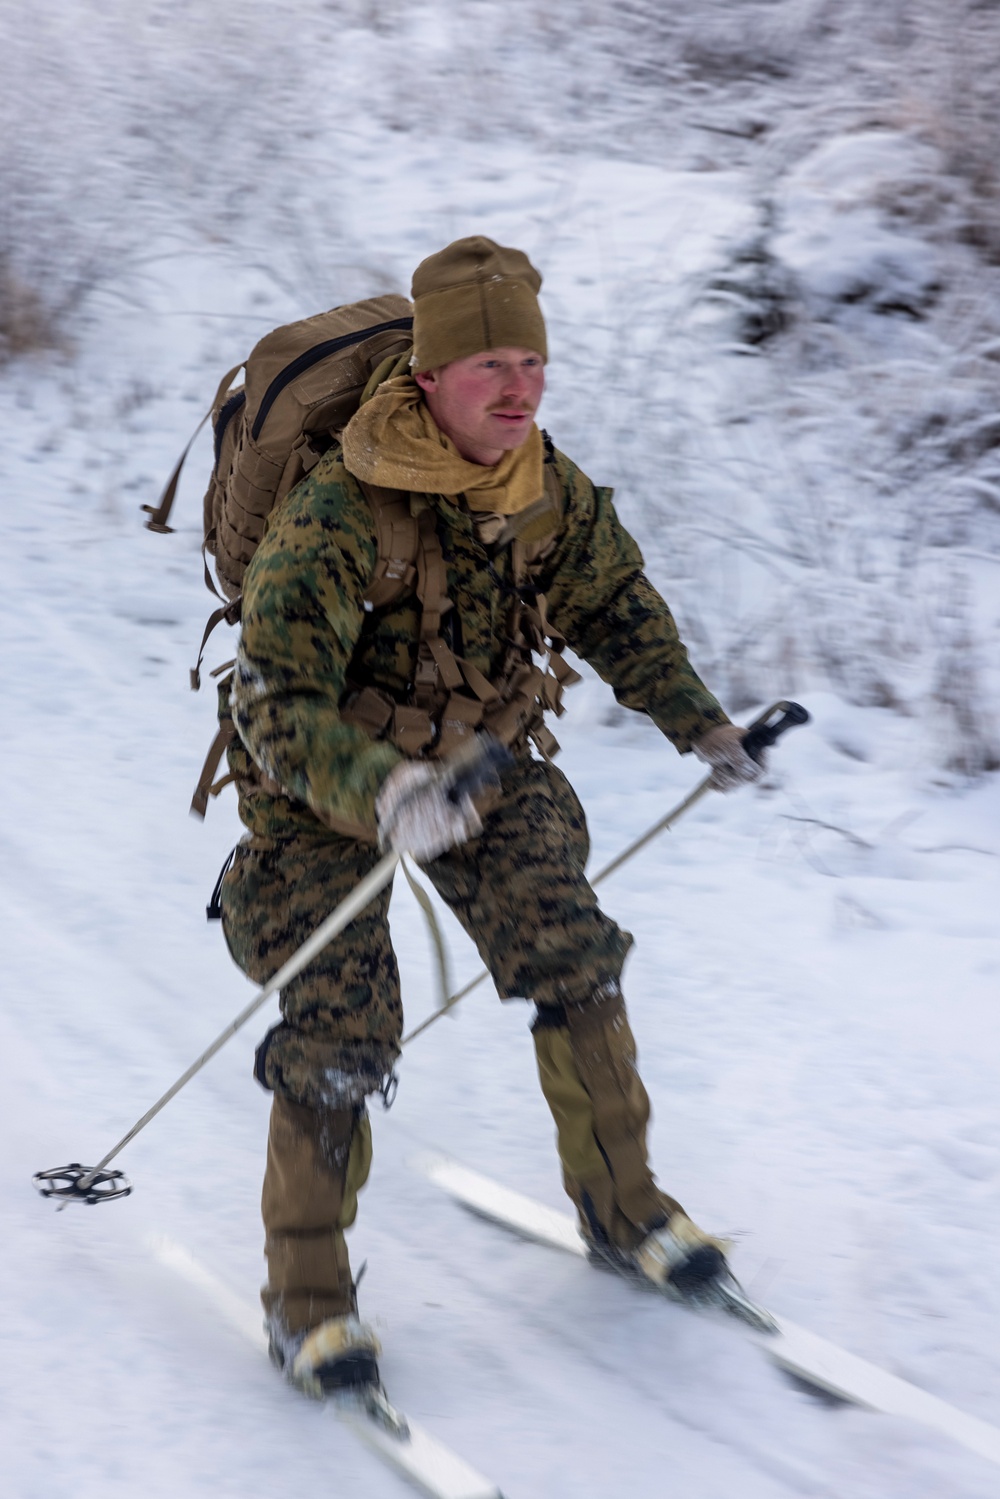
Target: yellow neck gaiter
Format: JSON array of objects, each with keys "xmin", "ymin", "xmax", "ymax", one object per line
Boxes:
[{"xmin": 341, "ymin": 374, "xmax": 544, "ymax": 515}]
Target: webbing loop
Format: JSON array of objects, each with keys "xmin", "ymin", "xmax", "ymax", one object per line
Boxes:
[
  {"xmin": 142, "ymin": 362, "xmax": 244, "ymax": 533},
  {"xmin": 190, "ymin": 597, "xmax": 241, "ymax": 691}
]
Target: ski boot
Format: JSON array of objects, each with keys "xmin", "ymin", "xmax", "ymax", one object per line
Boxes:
[
  {"xmin": 587, "ymin": 1212, "xmax": 777, "ymax": 1332},
  {"xmin": 268, "ymin": 1312, "xmax": 381, "ymax": 1399},
  {"xmin": 586, "ymin": 1209, "xmax": 729, "ymax": 1295},
  {"xmin": 633, "ymin": 1211, "xmax": 732, "ymax": 1296}
]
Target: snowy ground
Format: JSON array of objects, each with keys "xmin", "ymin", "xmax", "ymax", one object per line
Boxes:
[{"xmin": 4, "ymin": 6, "xmax": 1000, "ymax": 1496}]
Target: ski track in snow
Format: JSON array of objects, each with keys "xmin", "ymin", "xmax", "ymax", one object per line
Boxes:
[{"xmin": 3, "ymin": 128, "xmax": 1000, "ymax": 1499}]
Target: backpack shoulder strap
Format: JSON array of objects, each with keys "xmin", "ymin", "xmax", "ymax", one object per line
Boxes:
[
  {"xmin": 486, "ymin": 457, "xmax": 566, "ymax": 574},
  {"xmin": 357, "ymin": 481, "xmax": 420, "ymax": 608},
  {"xmin": 358, "ymin": 442, "xmax": 566, "ymax": 611}
]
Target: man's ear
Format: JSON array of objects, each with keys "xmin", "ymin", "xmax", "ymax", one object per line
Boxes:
[{"xmin": 413, "ymin": 368, "xmax": 438, "ymax": 393}]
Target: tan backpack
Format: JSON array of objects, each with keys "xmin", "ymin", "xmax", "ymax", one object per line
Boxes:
[
  {"xmin": 144, "ymin": 294, "xmax": 415, "ymax": 684},
  {"xmin": 147, "ymin": 294, "xmax": 577, "ymax": 819}
]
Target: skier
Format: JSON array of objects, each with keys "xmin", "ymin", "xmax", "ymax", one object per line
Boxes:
[{"xmin": 219, "ymin": 236, "xmax": 765, "ymax": 1396}]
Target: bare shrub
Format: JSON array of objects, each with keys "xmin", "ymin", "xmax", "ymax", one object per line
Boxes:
[
  {"xmin": 0, "ymin": 1, "xmax": 305, "ymax": 361},
  {"xmin": 891, "ymin": 2, "xmax": 1000, "ymax": 262},
  {"xmin": 0, "ymin": 257, "xmax": 59, "ymax": 362},
  {"xmin": 0, "ymin": 0, "xmax": 997, "ymax": 777},
  {"xmin": 678, "ymin": 16, "xmax": 798, "ymax": 83},
  {"xmin": 927, "ymin": 571, "xmax": 1000, "ymax": 776}
]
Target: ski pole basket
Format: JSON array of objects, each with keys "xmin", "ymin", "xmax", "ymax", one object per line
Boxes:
[{"xmin": 33, "ymin": 1163, "xmax": 133, "ymax": 1207}]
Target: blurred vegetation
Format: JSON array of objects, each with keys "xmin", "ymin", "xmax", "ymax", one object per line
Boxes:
[{"xmin": 1, "ymin": 0, "xmax": 997, "ymax": 772}]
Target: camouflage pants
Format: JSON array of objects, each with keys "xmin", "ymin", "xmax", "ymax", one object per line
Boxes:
[
  {"xmin": 222, "ymin": 755, "xmax": 677, "ymax": 1328},
  {"xmin": 220, "ymin": 755, "xmax": 633, "ymax": 1107}
]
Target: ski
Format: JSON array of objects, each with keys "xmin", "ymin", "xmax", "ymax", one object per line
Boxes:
[
  {"xmin": 416, "ymin": 1152, "xmax": 1000, "ymax": 1472},
  {"xmin": 149, "ymin": 1234, "xmax": 505, "ymax": 1499}
]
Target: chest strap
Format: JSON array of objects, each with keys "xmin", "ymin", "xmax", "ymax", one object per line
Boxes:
[
  {"xmin": 197, "ymin": 466, "xmax": 580, "ymax": 816},
  {"xmin": 345, "ymin": 471, "xmax": 580, "ymax": 762}
]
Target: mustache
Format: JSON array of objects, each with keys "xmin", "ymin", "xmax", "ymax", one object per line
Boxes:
[{"xmin": 488, "ymin": 402, "xmax": 535, "ymax": 414}]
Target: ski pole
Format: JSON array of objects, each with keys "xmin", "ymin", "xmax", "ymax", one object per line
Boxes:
[
  {"xmin": 590, "ymin": 698, "xmax": 809, "ymax": 883},
  {"xmin": 33, "ymin": 736, "xmax": 511, "ymax": 1206},
  {"xmin": 32, "ymin": 850, "xmax": 401, "ymax": 1206},
  {"xmin": 401, "ymin": 700, "xmax": 809, "ymax": 1045}
]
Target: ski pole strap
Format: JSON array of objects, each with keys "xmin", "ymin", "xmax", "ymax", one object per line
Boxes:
[{"xmin": 399, "ymin": 857, "xmax": 453, "ymax": 1013}]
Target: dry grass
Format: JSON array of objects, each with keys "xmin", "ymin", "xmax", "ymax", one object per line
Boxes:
[{"xmin": 0, "ymin": 256, "xmax": 62, "ymax": 363}]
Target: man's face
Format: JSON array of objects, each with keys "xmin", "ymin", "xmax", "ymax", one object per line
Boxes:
[{"xmin": 414, "ymin": 346, "xmax": 545, "ymax": 466}]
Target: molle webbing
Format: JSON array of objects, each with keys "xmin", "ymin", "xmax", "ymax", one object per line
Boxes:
[
  {"xmin": 193, "ymin": 457, "xmax": 581, "ymax": 816},
  {"xmin": 345, "ymin": 463, "xmax": 581, "ymax": 763},
  {"xmin": 208, "ymin": 301, "xmax": 414, "ymax": 603},
  {"xmin": 147, "ymin": 298, "xmax": 415, "ymax": 603},
  {"xmin": 157, "ymin": 300, "xmax": 415, "ymax": 713},
  {"xmin": 360, "ymin": 490, "xmax": 419, "ymax": 608}
]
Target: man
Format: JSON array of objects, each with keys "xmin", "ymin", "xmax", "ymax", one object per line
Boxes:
[{"xmin": 220, "ymin": 236, "xmax": 762, "ymax": 1397}]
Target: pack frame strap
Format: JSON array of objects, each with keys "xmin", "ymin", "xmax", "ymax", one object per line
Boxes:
[
  {"xmin": 143, "ymin": 362, "xmax": 245, "ymax": 534},
  {"xmin": 200, "ymin": 526, "xmax": 229, "ymax": 604},
  {"xmin": 427, "ymin": 636, "xmax": 464, "ymax": 691},
  {"xmin": 190, "ymin": 597, "xmax": 242, "ymax": 692},
  {"xmin": 412, "ymin": 502, "xmax": 465, "ymax": 713},
  {"xmin": 415, "ymin": 506, "xmax": 448, "ymax": 643},
  {"xmin": 191, "ymin": 719, "xmax": 237, "ymax": 818},
  {"xmin": 510, "ymin": 536, "xmax": 527, "ymax": 587},
  {"xmin": 358, "ymin": 486, "xmax": 419, "ymax": 608}
]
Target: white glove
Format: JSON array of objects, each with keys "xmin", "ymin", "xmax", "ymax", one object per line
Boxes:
[
  {"xmin": 375, "ymin": 759, "xmax": 483, "ymax": 861},
  {"xmin": 693, "ymin": 723, "xmax": 764, "ymax": 792}
]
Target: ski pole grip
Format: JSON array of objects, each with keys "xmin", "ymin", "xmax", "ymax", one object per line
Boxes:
[
  {"xmin": 445, "ymin": 734, "xmax": 515, "ymax": 804},
  {"xmin": 742, "ymin": 700, "xmax": 810, "ymax": 763}
]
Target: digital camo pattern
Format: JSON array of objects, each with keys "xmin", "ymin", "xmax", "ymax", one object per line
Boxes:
[
  {"xmin": 426, "ymin": 756, "xmax": 632, "ymax": 1007},
  {"xmin": 221, "ymin": 756, "xmax": 633, "ymax": 1101},
  {"xmin": 228, "ymin": 443, "xmax": 729, "ymax": 843},
  {"xmin": 221, "ymin": 830, "xmax": 402, "ymax": 1108}
]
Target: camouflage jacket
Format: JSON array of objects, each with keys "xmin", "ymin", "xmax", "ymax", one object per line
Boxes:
[{"xmin": 228, "ymin": 442, "xmax": 729, "ymax": 842}]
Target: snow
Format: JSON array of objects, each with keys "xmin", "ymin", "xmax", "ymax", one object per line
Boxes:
[
  {"xmin": 772, "ymin": 132, "xmax": 943, "ymax": 316},
  {"xmin": 3, "ymin": 4, "xmax": 1000, "ymax": 1496}
]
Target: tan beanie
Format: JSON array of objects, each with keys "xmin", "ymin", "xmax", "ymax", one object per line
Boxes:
[{"xmin": 411, "ymin": 236, "xmax": 547, "ymax": 372}]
